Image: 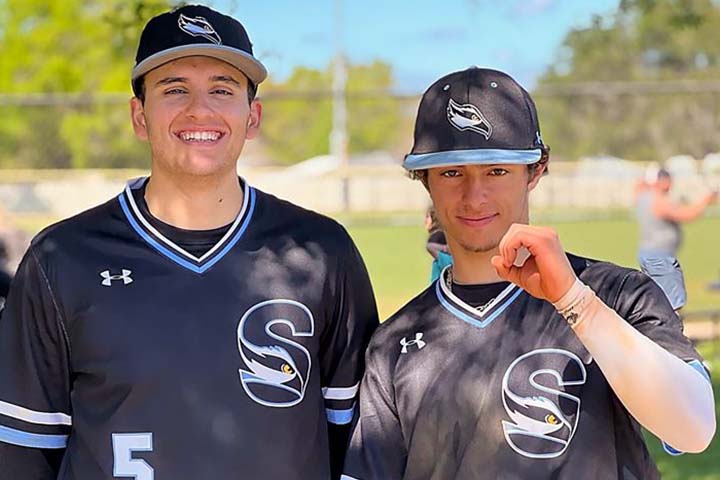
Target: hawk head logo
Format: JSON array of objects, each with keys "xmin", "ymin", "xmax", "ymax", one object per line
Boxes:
[
  {"xmin": 501, "ymin": 349, "xmax": 586, "ymax": 459},
  {"xmin": 178, "ymin": 14, "xmax": 222, "ymax": 45},
  {"xmin": 447, "ymin": 98, "xmax": 492, "ymax": 139},
  {"xmin": 237, "ymin": 300, "xmax": 314, "ymax": 408}
]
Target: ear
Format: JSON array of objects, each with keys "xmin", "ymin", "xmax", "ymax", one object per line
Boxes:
[
  {"xmin": 528, "ymin": 162, "xmax": 546, "ymax": 191},
  {"xmin": 130, "ymin": 97, "xmax": 149, "ymax": 141},
  {"xmin": 245, "ymin": 100, "xmax": 262, "ymax": 140}
]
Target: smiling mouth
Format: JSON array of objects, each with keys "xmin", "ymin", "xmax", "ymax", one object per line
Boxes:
[
  {"xmin": 175, "ymin": 130, "xmax": 225, "ymax": 143},
  {"xmin": 457, "ymin": 213, "xmax": 499, "ymax": 225}
]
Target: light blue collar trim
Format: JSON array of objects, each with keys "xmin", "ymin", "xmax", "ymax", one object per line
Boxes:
[
  {"xmin": 404, "ymin": 148, "xmax": 541, "ymax": 170},
  {"xmin": 435, "ymin": 267, "xmax": 524, "ymax": 328},
  {"xmin": 118, "ymin": 178, "xmax": 256, "ymax": 274}
]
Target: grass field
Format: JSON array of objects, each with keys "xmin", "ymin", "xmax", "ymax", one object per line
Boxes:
[{"xmin": 345, "ymin": 213, "xmax": 720, "ymax": 478}]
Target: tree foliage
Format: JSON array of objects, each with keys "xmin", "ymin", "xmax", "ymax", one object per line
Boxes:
[
  {"xmin": 0, "ymin": 0, "xmax": 178, "ymax": 168},
  {"xmin": 536, "ymin": 0, "xmax": 720, "ymax": 161},
  {"xmin": 0, "ymin": 1, "xmax": 402, "ymax": 168},
  {"xmin": 259, "ymin": 60, "xmax": 402, "ymax": 165}
]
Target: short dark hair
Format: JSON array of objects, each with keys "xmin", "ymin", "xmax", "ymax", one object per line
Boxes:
[{"xmin": 132, "ymin": 75, "xmax": 258, "ymax": 104}]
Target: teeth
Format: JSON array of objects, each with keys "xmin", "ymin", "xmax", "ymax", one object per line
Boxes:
[{"xmin": 180, "ymin": 131, "xmax": 221, "ymax": 142}]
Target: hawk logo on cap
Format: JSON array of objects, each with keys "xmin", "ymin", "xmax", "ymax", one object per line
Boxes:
[
  {"xmin": 178, "ymin": 14, "xmax": 222, "ymax": 45},
  {"xmin": 447, "ymin": 98, "xmax": 492, "ymax": 140}
]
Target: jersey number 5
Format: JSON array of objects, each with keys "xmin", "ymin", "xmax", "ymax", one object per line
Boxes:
[{"xmin": 112, "ymin": 433, "xmax": 154, "ymax": 480}]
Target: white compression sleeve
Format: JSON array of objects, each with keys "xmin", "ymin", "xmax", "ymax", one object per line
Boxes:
[{"xmin": 555, "ymin": 281, "xmax": 716, "ymax": 453}]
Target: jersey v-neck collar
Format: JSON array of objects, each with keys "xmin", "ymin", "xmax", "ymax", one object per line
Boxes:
[
  {"xmin": 435, "ymin": 266, "xmax": 524, "ymax": 328},
  {"xmin": 118, "ymin": 176, "xmax": 256, "ymax": 274}
]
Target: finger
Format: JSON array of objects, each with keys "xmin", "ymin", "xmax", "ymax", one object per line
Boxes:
[
  {"xmin": 500, "ymin": 226, "xmax": 542, "ymax": 268},
  {"xmin": 499, "ymin": 224, "xmax": 527, "ymax": 268},
  {"xmin": 492, "ymin": 255, "xmax": 521, "ymax": 284}
]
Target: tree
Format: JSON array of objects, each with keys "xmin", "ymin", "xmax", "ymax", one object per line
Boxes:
[
  {"xmin": 0, "ymin": 0, "xmax": 178, "ymax": 168},
  {"xmin": 536, "ymin": 0, "xmax": 720, "ymax": 161},
  {"xmin": 259, "ymin": 60, "xmax": 403, "ymax": 165}
]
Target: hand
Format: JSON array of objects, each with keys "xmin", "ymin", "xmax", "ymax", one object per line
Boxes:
[{"xmin": 490, "ymin": 224, "xmax": 576, "ymax": 303}]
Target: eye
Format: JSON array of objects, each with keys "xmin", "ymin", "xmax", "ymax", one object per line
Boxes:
[
  {"xmin": 545, "ymin": 414, "xmax": 559, "ymax": 425},
  {"xmin": 489, "ymin": 168, "xmax": 509, "ymax": 176},
  {"xmin": 164, "ymin": 88, "xmax": 187, "ymax": 95},
  {"xmin": 211, "ymin": 88, "xmax": 234, "ymax": 96},
  {"xmin": 281, "ymin": 363, "xmax": 295, "ymax": 375},
  {"xmin": 441, "ymin": 169, "xmax": 461, "ymax": 178}
]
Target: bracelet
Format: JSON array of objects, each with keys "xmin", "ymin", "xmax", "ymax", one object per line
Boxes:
[{"xmin": 553, "ymin": 278, "xmax": 595, "ymax": 328}]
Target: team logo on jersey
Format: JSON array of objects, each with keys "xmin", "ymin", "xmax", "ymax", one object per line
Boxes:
[
  {"xmin": 100, "ymin": 269, "xmax": 133, "ymax": 286},
  {"xmin": 237, "ymin": 299, "xmax": 314, "ymax": 408},
  {"xmin": 501, "ymin": 348, "xmax": 586, "ymax": 459},
  {"xmin": 178, "ymin": 14, "xmax": 222, "ymax": 45},
  {"xmin": 400, "ymin": 332, "xmax": 426, "ymax": 353},
  {"xmin": 447, "ymin": 98, "xmax": 492, "ymax": 139}
]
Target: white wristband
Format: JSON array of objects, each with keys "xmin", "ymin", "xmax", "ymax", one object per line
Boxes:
[{"xmin": 552, "ymin": 278, "xmax": 595, "ymax": 328}]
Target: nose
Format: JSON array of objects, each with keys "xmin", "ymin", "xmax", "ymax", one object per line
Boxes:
[
  {"xmin": 184, "ymin": 92, "xmax": 214, "ymax": 120},
  {"xmin": 461, "ymin": 175, "xmax": 488, "ymax": 205}
]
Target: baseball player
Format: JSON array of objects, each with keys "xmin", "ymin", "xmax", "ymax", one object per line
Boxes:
[
  {"xmin": 0, "ymin": 5, "xmax": 377, "ymax": 479},
  {"xmin": 636, "ymin": 167, "xmax": 717, "ymax": 312},
  {"xmin": 342, "ymin": 68, "xmax": 715, "ymax": 480}
]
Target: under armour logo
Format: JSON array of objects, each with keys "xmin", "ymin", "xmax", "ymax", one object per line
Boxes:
[
  {"xmin": 100, "ymin": 269, "xmax": 133, "ymax": 287},
  {"xmin": 400, "ymin": 333, "xmax": 426, "ymax": 354}
]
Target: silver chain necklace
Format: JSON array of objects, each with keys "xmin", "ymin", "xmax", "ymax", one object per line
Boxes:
[{"xmin": 445, "ymin": 267, "xmax": 497, "ymax": 313}]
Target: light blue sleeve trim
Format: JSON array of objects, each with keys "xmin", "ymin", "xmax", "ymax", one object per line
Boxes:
[
  {"xmin": 0, "ymin": 425, "xmax": 68, "ymax": 449},
  {"xmin": 326, "ymin": 406, "xmax": 355, "ymax": 425},
  {"xmin": 687, "ymin": 359, "xmax": 711, "ymax": 383},
  {"xmin": 403, "ymin": 148, "xmax": 542, "ymax": 170},
  {"xmin": 660, "ymin": 359, "xmax": 711, "ymax": 456},
  {"xmin": 662, "ymin": 441, "xmax": 683, "ymax": 456}
]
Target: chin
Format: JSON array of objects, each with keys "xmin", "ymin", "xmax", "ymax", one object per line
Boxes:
[{"xmin": 178, "ymin": 158, "xmax": 234, "ymax": 177}]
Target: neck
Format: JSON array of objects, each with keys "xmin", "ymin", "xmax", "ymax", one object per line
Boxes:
[
  {"xmin": 144, "ymin": 170, "xmax": 243, "ymax": 230},
  {"xmin": 448, "ymin": 244, "xmax": 504, "ymax": 285}
]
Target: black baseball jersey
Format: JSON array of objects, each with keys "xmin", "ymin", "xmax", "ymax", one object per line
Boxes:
[
  {"xmin": 342, "ymin": 254, "xmax": 708, "ymax": 480},
  {"xmin": 0, "ymin": 177, "xmax": 378, "ymax": 479}
]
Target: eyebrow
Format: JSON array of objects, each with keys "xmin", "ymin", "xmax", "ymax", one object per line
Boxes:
[
  {"xmin": 211, "ymin": 75, "xmax": 242, "ymax": 86},
  {"xmin": 154, "ymin": 75, "xmax": 242, "ymax": 87},
  {"xmin": 155, "ymin": 77, "xmax": 187, "ymax": 87}
]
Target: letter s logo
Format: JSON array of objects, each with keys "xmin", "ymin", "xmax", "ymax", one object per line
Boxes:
[
  {"xmin": 501, "ymin": 348, "xmax": 587, "ymax": 459},
  {"xmin": 237, "ymin": 300, "xmax": 314, "ymax": 408}
]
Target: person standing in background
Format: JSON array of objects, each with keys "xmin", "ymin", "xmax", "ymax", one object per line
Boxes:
[{"xmin": 636, "ymin": 167, "xmax": 717, "ymax": 312}]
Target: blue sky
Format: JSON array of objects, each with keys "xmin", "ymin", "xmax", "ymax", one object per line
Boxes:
[{"xmin": 218, "ymin": 0, "xmax": 619, "ymax": 93}]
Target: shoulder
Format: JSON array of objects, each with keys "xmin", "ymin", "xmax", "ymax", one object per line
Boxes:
[
  {"xmin": 568, "ymin": 253, "xmax": 665, "ymax": 313},
  {"xmin": 30, "ymin": 197, "xmax": 121, "ymax": 263},
  {"xmin": 251, "ymin": 187, "xmax": 354, "ymax": 251}
]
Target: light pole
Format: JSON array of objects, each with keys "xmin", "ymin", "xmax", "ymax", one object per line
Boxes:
[{"xmin": 330, "ymin": 0, "xmax": 350, "ymax": 211}]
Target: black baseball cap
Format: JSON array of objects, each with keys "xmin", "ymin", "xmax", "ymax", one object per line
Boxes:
[
  {"xmin": 132, "ymin": 5, "xmax": 267, "ymax": 91},
  {"xmin": 403, "ymin": 67, "xmax": 545, "ymax": 171}
]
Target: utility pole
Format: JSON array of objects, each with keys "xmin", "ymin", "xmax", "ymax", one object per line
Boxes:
[{"xmin": 330, "ymin": 0, "xmax": 350, "ymax": 211}]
